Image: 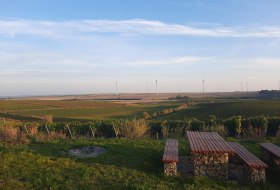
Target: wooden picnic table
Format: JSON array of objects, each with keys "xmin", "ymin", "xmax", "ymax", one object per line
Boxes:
[
  {"xmin": 186, "ymin": 131, "xmax": 235, "ymax": 154},
  {"xmin": 186, "ymin": 131, "xmax": 235, "ymax": 180}
]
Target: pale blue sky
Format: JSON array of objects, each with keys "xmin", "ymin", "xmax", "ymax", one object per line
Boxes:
[{"xmin": 0, "ymin": 0, "xmax": 280, "ymax": 96}]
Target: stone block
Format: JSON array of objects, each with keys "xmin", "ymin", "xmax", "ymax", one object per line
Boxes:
[{"xmin": 164, "ymin": 162, "xmax": 177, "ymax": 176}]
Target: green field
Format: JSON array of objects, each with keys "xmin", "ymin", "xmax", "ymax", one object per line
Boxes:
[
  {"xmin": 1, "ymin": 99, "xmax": 280, "ymax": 122},
  {"xmin": 1, "ymin": 138, "xmax": 279, "ymax": 190},
  {"xmin": 0, "ymin": 100, "xmax": 181, "ymax": 121},
  {"xmin": 158, "ymin": 100, "xmax": 280, "ymax": 120}
]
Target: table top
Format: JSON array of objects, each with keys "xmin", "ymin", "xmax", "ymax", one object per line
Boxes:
[{"xmin": 186, "ymin": 131, "xmax": 235, "ymax": 154}]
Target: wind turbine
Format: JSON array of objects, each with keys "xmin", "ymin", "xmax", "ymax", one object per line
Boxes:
[
  {"xmin": 246, "ymin": 81, "xmax": 248, "ymax": 92},
  {"xmin": 202, "ymin": 79, "xmax": 205, "ymax": 94},
  {"xmin": 155, "ymin": 80, "xmax": 158, "ymax": 95},
  {"xmin": 241, "ymin": 81, "xmax": 243, "ymax": 92},
  {"xmin": 115, "ymin": 81, "xmax": 119, "ymax": 96},
  {"xmin": 146, "ymin": 81, "xmax": 149, "ymax": 93}
]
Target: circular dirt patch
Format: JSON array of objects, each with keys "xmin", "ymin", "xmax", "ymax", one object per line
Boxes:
[{"xmin": 68, "ymin": 146, "xmax": 106, "ymax": 158}]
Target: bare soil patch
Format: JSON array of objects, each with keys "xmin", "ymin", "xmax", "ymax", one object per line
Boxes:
[{"xmin": 68, "ymin": 146, "xmax": 106, "ymax": 158}]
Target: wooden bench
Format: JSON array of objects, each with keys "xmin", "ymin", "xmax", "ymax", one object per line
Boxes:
[
  {"xmin": 260, "ymin": 143, "xmax": 280, "ymax": 167},
  {"xmin": 228, "ymin": 142, "xmax": 267, "ymax": 183},
  {"xmin": 162, "ymin": 139, "xmax": 179, "ymax": 176}
]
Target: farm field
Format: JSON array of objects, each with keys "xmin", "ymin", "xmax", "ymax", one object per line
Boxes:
[
  {"xmin": 158, "ymin": 100, "xmax": 280, "ymax": 120},
  {"xmin": 0, "ymin": 100, "xmax": 182, "ymax": 121},
  {"xmin": 1, "ymin": 138, "xmax": 279, "ymax": 190},
  {"xmin": 1, "ymin": 98, "xmax": 280, "ymax": 122}
]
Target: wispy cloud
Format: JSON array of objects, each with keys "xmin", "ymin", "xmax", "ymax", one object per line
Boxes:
[
  {"xmin": 127, "ymin": 56, "xmax": 211, "ymax": 66},
  {"xmin": 217, "ymin": 57, "xmax": 280, "ymax": 70},
  {"xmin": 0, "ymin": 19, "xmax": 280, "ymax": 38},
  {"xmin": 0, "ymin": 51, "xmax": 98, "ymax": 70}
]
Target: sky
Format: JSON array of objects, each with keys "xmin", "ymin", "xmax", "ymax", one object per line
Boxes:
[{"xmin": 0, "ymin": 0, "xmax": 280, "ymax": 96}]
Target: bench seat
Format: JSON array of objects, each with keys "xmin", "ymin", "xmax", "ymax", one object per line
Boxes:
[
  {"xmin": 229, "ymin": 142, "xmax": 267, "ymax": 169},
  {"xmin": 163, "ymin": 139, "xmax": 178, "ymax": 176},
  {"xmin": 260, "ymin": 143, "xmax": 280, "ymax": 158},
  {"xmin": 163, "ymin": 139, "xmax": 179, "ymax": 163},
  {"xmin": 260, "ymin": 143, "xmax": 280, "ymax": 167},
  {"xmin": 228, "ymin": 142, "xmax": 267, "ymax": 183}
]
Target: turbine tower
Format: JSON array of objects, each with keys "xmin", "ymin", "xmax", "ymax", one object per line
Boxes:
[
  {"xmin": 246, "ymin": 82, "xmax": 248, "ymax": 92},
  {"xmin": 241, "ymin": 81, "xmax": 243, "ymax": 92},
  {"xmin": 155, "ymin": 80, "xmax": 158, "ymax": 95},
  {"xmin": 115, "ymin": 81, "xmax": 119, "ymax": 96},
  {"xmin": 202, "ymin": 79, "xmax": 205, "ymax": 94},
  {"xmin": 146, "ymin": 81, "xmax": 149, "ymax": 93}
]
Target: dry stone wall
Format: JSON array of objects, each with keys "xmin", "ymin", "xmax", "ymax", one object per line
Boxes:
[
  {"xmin": 190, "ymin": 153, "xmax": 229, "ymax": 180},
  {"xmin": 164, "ymin": 162, "xmax": 177, "ymax": 176},
  {"xmin": 261, "ymin": 149, "xmax": 280, "ymax": 168},
  {"xmin": 229, "ymin": 154, "xmax": 266, "ymax": 183}
]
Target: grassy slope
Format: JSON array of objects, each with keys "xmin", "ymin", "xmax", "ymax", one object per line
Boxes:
[
  {"xmin": 1, "ymin": 138, "xmax": 279, "ymax": 190},
  {"xmin": 158, "ymin": 100, "xmax": 280, "ymax": 120}
]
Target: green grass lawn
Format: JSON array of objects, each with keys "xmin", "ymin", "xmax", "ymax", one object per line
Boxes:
[{"xmin": 1, "ymin": 138, "xmax": 279, "ymax": 189}]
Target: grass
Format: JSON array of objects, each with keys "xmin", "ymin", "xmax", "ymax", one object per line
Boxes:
[{"xmin": 1, "ymin": 138, "xmax": 279, "ymax": 189}]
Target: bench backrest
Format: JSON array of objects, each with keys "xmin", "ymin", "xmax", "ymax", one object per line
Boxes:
[
  {"xmin": 228, "ymin": 142, "xmax": 267, "ymax": 169},
  {"xmin": 162, "ymin": 139, "xmax": 179, "ymax": 163},
  {"xmin": 260, "ymin": 143, "xmax": 280, "ymax": 158}
]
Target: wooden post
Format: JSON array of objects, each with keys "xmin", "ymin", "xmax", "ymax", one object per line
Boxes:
[
  {"xmin": 45, "ymin": 124, "xmax": 50, "ymax": 137},
  {"xmin": 112, "ymin": 124, "xmax": 118, "ymax": 139},
  {"xmin": 24, "ymin": 124, "xmax": 29, "ymax": 135},
  {"xmin": 89, "ymin": 125, "xmax": 95, "ymax": 140},
  {"xmin": 66, "ymin": 124, "xmax": 73, "ymax": 139}
]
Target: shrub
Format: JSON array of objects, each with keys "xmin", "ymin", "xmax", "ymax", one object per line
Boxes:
[
  {"xmin": 267, "ymin": 117, "xmax": 280, "ymax": 136},
  {"xmin": 243, "ymin": 124, "xmax": 267, "ymax": 140},
  {"xmin": 41, "ymin": 115, "xmax": 54, "ymax": 124},
  {"xmin": 224, "ymin": 117, "xmax": 235, "ymax": 137},
  {"xmin": 119, "ymin": 119, "xmax": 149, "ymax": 139},
  {"xmin": 28, "ymin": 126, "xmax": 38, "ymax": 136},
  {"xmin": 206, "ymin": 114, "xmax": 217, "ymax": 127},
  {"xmin": 276, "ymin": 126, "xmax": 280, "ymax": 140},
  {"xmin": 160, "ymin": 120, "xmax": 169, "ymax": 138},
  {"xmin": 149, "ymin": 121, "xmax": 162, "ymax": 138},
  {"xmin": 142, "ymin": 112, "xmax": 150, "ymax": 119},
  {"xmin": 167, "ymin": 120, "xmax": 188, "ymax": 138},
  {"xmin": 174, "ymin": 103, "xmax": 188, "ymax": 111},
  {"xmin": 224, "ymin": 116, "xmax": 242, "ymax": 137},
  {"xmin": 187, "ymin": 118, "xmax": 205, "ymax": 131},
  {"xmin": 206, "ymin": 124, "xmax": 228, "ymax": 138},
  {"xmin": 50, "ymin": 131, "xmax": 67, "ymax": 140},
  {"xmin": 0, "ymin": 126, "xmax": 19, "ymax": 143},
  {"xmin": 152, "ymin": 113, "xmax": 158, "ymax": 118}
]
